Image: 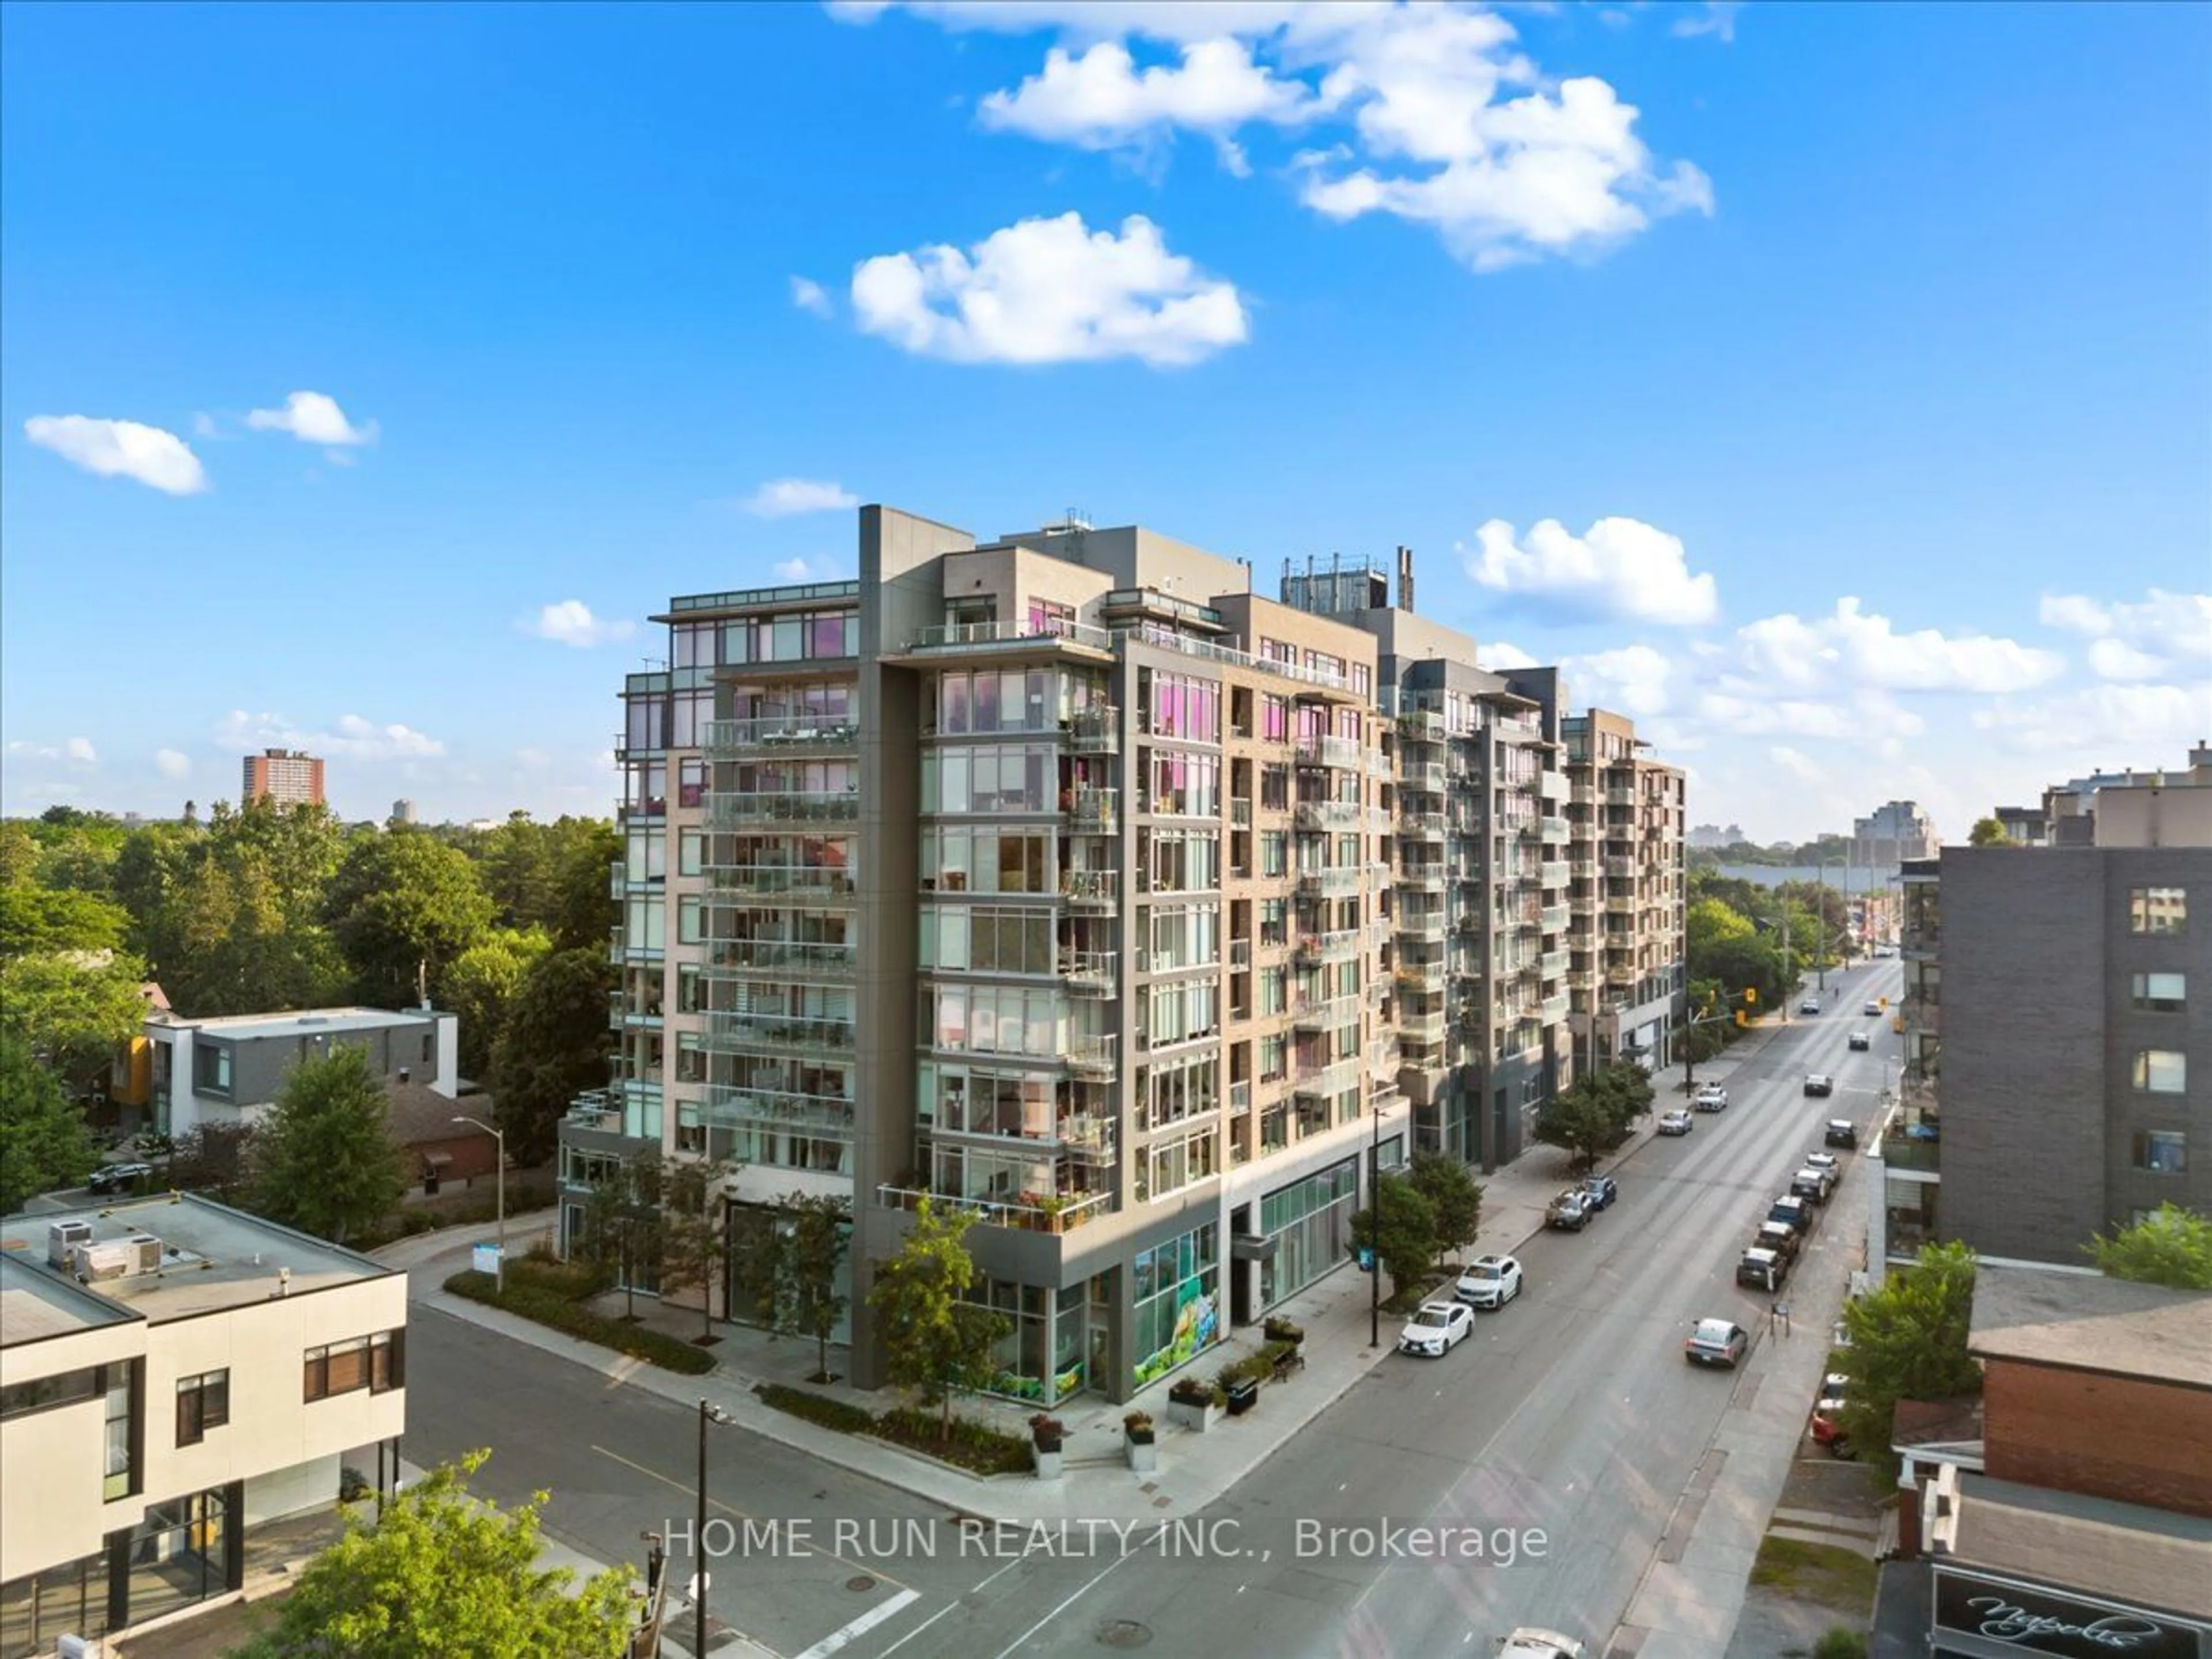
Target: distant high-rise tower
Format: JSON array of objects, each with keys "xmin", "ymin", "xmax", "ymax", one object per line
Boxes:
[
  {"xmin": 391, "ymin": 798, "xmax": 417, "ymax": 825},
  {"xmin": 241, "ymin": 748, "xmax": 325, "ymax": 808}
]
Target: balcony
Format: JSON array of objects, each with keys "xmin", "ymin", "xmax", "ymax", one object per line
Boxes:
[
  {"xmin": 1293, "ymin": 1059, "xmax": 1361, "ymax": 1102},
  {"xmin": 1880, "ymin": 1134, "xmax": 1941, "ymax": 1174},
  {"xmin": 876, "ymin": 1183, "xmax": 1114, "ymax": 1235},
  {"xmin": 1066, "ymin": 1035, "xmax": 1119, "ymax": 1078},
  {"xmin": 1539, "ymin": 861, "xmax": 1571, "ymax": 889},
  {"xmin": 1396, "ymin": 959, "xmax": 1448, "ymax": 994},
  {"xmin": 703, "ymin": 717, "xmax": 861, "ymax": 759},
  {"xmin": 1398, "ymin": 1057, "xmax": 1446, "ymax": 1108},
  {"xmin": 1399, "ymin": 911, "xmax": 1448, "ymax": 944},
  {"xmin": 1068, "ymin": 785, "xmax": 1119, "ymax": 832},
  {"xmin": 1398, "ymin": 710, "xmax": 1446, "ymax": 743},
  {"xmin": 704, "ymin": 1010, "xmax": 858, "ymax": 1054},
  {"xmin": 1294, "ymin": 929, "xmax": 1360, "ymax": 964},
  {"xmin": 1062, "ymin": 950, "xmax": 1118, "ymax": 995},
  {"xmin": 1062, "ymin": 706, "xmax": 1121, "ymax": 755},
  {"xmin": 1295, "ymin": 734, "xmax": 1363, "ymax": 771},
  {"xmin": 1400, "ymin": 1007, "xmax": 1448, "ymax": 1042},
  {"xmin": 608, "ymin": 927, "xmax": 664, "ymax": 965},
  {"xmin": 1606, "ymin": 786, "xmax": 1638, "ymax": 806},
  {"xmin": 1605, "ymin": 894, "xmax": 1637, "ymax": 915},
  {"xmin": 1403, "ymin": 762, "xmax": 1448, "ymax": 794},
  {"xmin": 1399, "ymin": 865, "xmax": 1449, "ymax": 893},
  {"xmin": 1399, "ymin": 810, "xmax": 1446, "ymax": 841},
  {"xmin": 1059, "ymin": 869, "xmax": 1118, "ymax": 908},
  {"xmin": 1293, "ymin": 993, "xmax": 1354, "ymax": 1032},
  {"xmin": 702, "ymin": 1085, "xmax": 855, "ymax": 1137},
  {"xmin": 1229, "ymin": 1080, "xmax": 1252, "ymax": 1116},
  {"xmin": 1539, "ymin": 816, "xmax": 1571, "ymax": 844},
  {"xmin": 1541, "ymin": 903, "xmax": 1573, "ymax": 932},
  {"xmin": 702, "ymin": 939, "xmax": 858, "ymax": 981},
  {"xmin": 1296, "ymin": 866, "xmax": 1361, "ymax": 898},
  {"xmin": 706, "ymin": 789, "xmax": 859, "ymax": 827},
  {"xmin": 1230, "ymin": 797, "xmax": 1253, "ymax": 827},
  {"xmin": 902, "ymin": 618, "xmax": 1116, "ymax": 660},
  {"xmin": 608, "ymin": 991, "xmax": 665, "ymax": 1029},
  {"xmin": 1605, "ymin": 855, "xmax": 1636, "ymax": 879},
  {"xmin": 708, "ymin": 863, "xmax": 858, "ymax": 903},
  {"xmin": 1606, "ymin": 963, "xmax": 1639, "ymax": 988},
  {"xmin": 1294, "ymin": 799, "xmax": 1362, "ymax": 831}
]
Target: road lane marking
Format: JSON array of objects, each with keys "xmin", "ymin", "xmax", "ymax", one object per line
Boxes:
[
  {"xmin": 873, "ymin": 1600, "xmax": 958, "ymax": 1657},
  {"xmin": 987, "ymin": 1552, "xmax": 1137, "ymax": 1659},
  {"xmin": 586, "ymin": 1444, "xmax": 910, "ymax": 1591},
  {"xmin": 793, "ymin": 1588, "xmax": 921, "ymax": 1659}
]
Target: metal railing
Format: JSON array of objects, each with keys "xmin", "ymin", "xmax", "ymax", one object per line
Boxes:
[
  {"xmin": 1294, "ymin": 799, "xmax": 1362, "ymax": 831},
  {"xmin": 1066, "ymin": 1035, "xmax": 1119, "ymax": 1077},
  {"xmin": 908, "ymin": 618, "xmax": 1116, "ymax": 653},
  {"xmin": 703, "ymin": 717, "xmax": 861, "ymax": 756},
  {"xmin": 1061, "ymin": 950, "xmax": 1118, "ymax": 993},
  {"xmin": 1068, "ymin": 786, "xmax": 1118, "ymax": 831},
  {"xmin": 702, "ymin": 940, "xmax": 858, "ymax": 979},
  {"xmin": 1294, "ymin": 929, "xmax": 1360, "ymax": 964},
  {"xmin": 874, "ymin": 1184, "xmax": 1115, "ymax": 1235},
  {"xmin": 702, "ymin": 1086, "xmax": 855, "ymax": 1136},
  {"xmin": 1295, "ymin": 734, "xmax": 1363, "ymax": 770},
  {"xmin": 705, "ymin": 790, "xmax": 859, "ymax": 826},
  {"xmin": 704, "ymin": 1011, "xmax": 858, "ymax": 1052},
  {"xmin": 1060, "ymin": 868, "xmax": 1118, "ymax": 906},
  {"xmin": 1065, "ymin": 707, "xmax": 1120, "ymax": 753},
  {"xmin": 708, "ymin": 864, "xmax": 857, "ymax": 901}
]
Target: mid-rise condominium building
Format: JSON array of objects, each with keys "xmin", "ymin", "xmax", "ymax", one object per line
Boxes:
[
  {"xmin": 1851, "ymin": 798, "xmax": 1940, "ymax": 868},
  {"xmin": 1873, "ymin": 747, "xmax": 2211, "ymax": 1271},
  {"xmin": 559, "ymin": 506, "xmax": 1685, "ymax": 1404},
  {"xmin": 239, "ymin": 748, "xmax": 324, "ymax": 809}
]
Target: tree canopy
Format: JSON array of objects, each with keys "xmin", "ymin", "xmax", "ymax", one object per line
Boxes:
[
  {"xmin": 1349, "ymin": 1173, "xmax": 1437, "ymax": 1302},
  {"xmin": 252, "ymin": 1046, "xmax": 409, "ymax": 1244},
  {"xmin": 0, "ymin": 1031, "xmax": 101, "ymax": 1212},
  {"xmin": 1406, "ymin": 1151, "xmax": 1482, "ymax": 1267},
  {"xmin": 2088, "ymin": 1203, "xmax": 2212, "ymax": 1290},
  {"xmin": 867, "ymin": 1198, "xmax": 1009, "ymax": 1438},
  {"xmin": 326, "ymin": 828, "xmax": 498, "ymax": 1007},
  {"xmin": 442, "ymin": 927, "xmax": 551, "ymax": 1079},
  {"xmin": 1832, "ymin": 1240, "xmax": 1982, "ymax": 1476},
  {"xmin": 487, "ymin": 946, "xmax": 615, "ymax": 1161},
  {"xmin": 0, "ymin": 950, "xmax": 151, "ymax": 1088},
  {"xmin": 225, "ymin": 1452, "xmax": 636, "ymax": 1659},
  {"xmin": 0, "ymin": 885, "xmax": 130, "ymax": 960},
  {"xmin": 1530, "ymin": 1060, "xmax": 1652, "ymax": 1170}
]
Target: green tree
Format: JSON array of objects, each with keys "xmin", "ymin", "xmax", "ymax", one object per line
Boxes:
[
  {"xmin": 1967, "ymin": 816, "xmax": 2015, "ymax": 847},
  {"xmin": 547, "ymin": 820, "xmax": 622, "ymax": 953},
  {"xmin": 1832, "ymin": 1241, "xmax": 1982, "ymax": 1476},
  {"xmin": 1406, "ymin": 1152, "xmax": 1483, "ymax": 1268},
  {"xmin": 1349, "ymin": 1173, "xmax": 1438, "ymax": 1304},
  {"xmin": 575, "ymin": 1150, "xmax": 665, "ymax": 1321},
  {"xmin": 2087, "ymin": 1203, "xmax": 2212, "ymax": 1290},
  {"xmin": 0, "ymin": 1032, "xmax": 102, "ymax": 1212},
  {"xmin": 487, "ymin": 947, "xmax": 615, "ymax": 1162},
  {"xmin": 252, "ymin": 1047, "xmax": 408, "ymax": 1244},
  {"xmin": 0, "ymin": 952, "xmax": 150, "ymax": 1088},
  {"xmin": 142, "ymin": 800, "xmax": 349, "ymax": 1015},
  {"xmin": 0, "ymin": 886, "xmax": 131, "ymax": 960},
  {"xmin": 168, "ymin": 1120, "xmax": 263, "ymax": 1207},
  {"xmin": 1529, "ymin": 1067, "xmax": 1639, "ymax": 1171},
  {"xmin": 657, "ymin": 1156, "xmax": 736, "ymax": 1342},
  {"xmin": 735, "ymin": 1192, "xmax": 853, "ymax": 1383},
  {"xmin": 327, "ymin": 828, "xmax": 498, "ymax": 1007},
  {"xmin": 867, "ymin": 1198, "xmax": 1011, "ymax": 1440},
  {"xmin": 1685, "ymin": 896, "xmax": 1755, "ymax": 959},
  {"xmin": 225, "ymin": 1450, "xmax": 634, "ymax": 1659},
  {"xmin": 0, "ymin": 822, "xmax": 40, "ymax": 888},
  {"xmin": 442, "ymin": 927, "xmax": 551, "ymax": 1078}
]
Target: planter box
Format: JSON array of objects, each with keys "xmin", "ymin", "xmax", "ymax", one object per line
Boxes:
[
  {"xmin": 1125, "ymin": 1436, "xmax": 1158, "ymax": 1474},
  {"xmin": 1033, "ymin": 1446, "xmax": 1063, "ymax": 1480},
  {"xmin": 1165, "ymin": 1396, "xmax": 1222, "ymax": 1433}
]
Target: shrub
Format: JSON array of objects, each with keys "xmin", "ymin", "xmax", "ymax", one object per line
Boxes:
[
  {"xmin": 1263, "ymin": 1317, "xmax": 1305, "ymax": 1344},
  {"xmin": 1027, "ymin": 1412, "xmax": 1067, "ymax": 1449},
  {"xmin": 1812, "ymin": 1631, "xmax": 1868, "ymax": 1659},
  {"xmin": 443, "ymin": 1270, "xmax": 713, "ymax": 1375},
  {"xmin": 751, "ymin": 1383, "xmax": 874, "ymax": 1434},
  {"xmin": 1168, "ymin": 1376, "xmax": 1218, "ymax": 1408},
  {"xmin": 1123, "ymin": 1411, "xmax": 1154, "ymax": 1444},
  {"xmin": 873, "ymin": 1408, "xmax": 1032, "ymax": 1475}
]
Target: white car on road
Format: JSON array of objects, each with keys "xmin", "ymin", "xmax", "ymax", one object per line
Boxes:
[
  {"xmin": 1397, "ymin": 1300, "xmax": 1475, "ymax": 1357},
  {"xmin": 1499, "ymin": 1630, "xmax": 1585, "ymax": 1659},
  {"xmin": 1455, "ymin": 1254, "xmax": 1524, "ymax": 1309},
  {"xmin": 1693, "ymin": 1082, "xmax": 1728, "ymax": 1112}
]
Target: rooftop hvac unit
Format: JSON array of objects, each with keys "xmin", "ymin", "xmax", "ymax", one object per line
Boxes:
[
  {"xmin": 48, "ymin": 1220, "xmax": 94, "ymax": 1268},
  {"xmin": 124, "ymin": 1234, "xmax": 164, "ymax": 1274},
  {"xmin": 71, "ymin": 1242, "xmax": 134, "ymax": 1283}
]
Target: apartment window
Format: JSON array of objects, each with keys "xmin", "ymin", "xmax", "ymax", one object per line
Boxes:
[
  {"xmin": 2135, "ymin": 1130, "xmax": 2187, "ymax": 1175},
  {"xmin": 1, "ymin": 1364, "xmax": 102, "ymax": 1420},
  {"xmin": 2130, "ymin": 886, "xmax": 2187, "ymax": 935},
  {"xmin": 175, "ymin": 1370, "xmax": 230, "ymax": 1446},
  {"xmin": 192, "ymin": 1042, "xmax": 231, "ymax": 1094},
  {"xmin": 2131, "ymin": 972, "xmax": 2186, "ymax": 1013},
  {"xmin": 678, "ymin": 896, "xmax": 704, "ymax": 945},
  {"xmin": 679, "ymin": 830, "xmax": 704, "ymax": 877},
  {"xmin": 421, "ymin": 1033, "xmax": 434, "ymax": 1066},
  {"xmin": 678, "ymin": 758, "xmax": 707, "ymax": 809},
  {"xmin": 305, "ymin": 1330, "xmax": 406, "ymax": 1402},
  {"xmin": 2132, "ymin": 1050, "xmax": 2187, "ymax": 1094},
  {"xmin": 103, "ymin": 1361, "xmax": 138, "ymax": 1501}
]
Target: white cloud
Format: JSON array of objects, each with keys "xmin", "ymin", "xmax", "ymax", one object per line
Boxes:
[
  {"xmin": 774, "ymin": 557, "xmax": 818, "ymax": 581},
  {"xmin": 2086, "ymin": 638, "xmax": 2168, "ymax": 682},
  {"xmin": 1461, "ymin": 516, "xmax": 1718, "ymax": 626},
  {"xmin": 851, "ymin": 212, "xmax": 1248, "ymax": 367},
  {"xmin": 791, "ymin": 276, "xmax": 834, "ymax": 317},
  {"xmin": 1737, "ymin": 599, "xmax": 2064, "ymax": 695},
  {"xmin": 746, "ymin": 478, "xmax": 861, "ymax": 517},
  {"xmin": 1970, "ymin": 680, "xmax": 2212, "ymax": 759},
  {"xmin": 215, "ymin": 710, "xmax": 447, "ymax": 762},
  {"xmin": 1768, "ymin": 745, "xmax": 1823, "ymax": 786},
  {"xmin": 5, "ymin": 741, "xmax": 58, "ymax": 761},
  {"xmin": 1562, "ymin": 643, "xmax": 1673, "ymax": 716},
  {"xmin": 514, "ymin": 747, "xmax": 551, "ymax": 770},
  {"xmin": 979, "ymin": 38, "xmax": 1316, "ymax": 153},
  {"xmin": 245, "ymin": 391, "xmax": 378, "ymax": 447},
  {"xmin": 1482, "ymin": 639, "xmax": 1538, "ymax": 671},
  {"xmin": 848, "ymin": 3, "xmax": 1712, "ymax": 273},
  {"xmin": 2039, "ymin": 588, "xmax": 2212, "ymax": 680},
  {"xmin": 524, "ymin": 600, "xmax": 636, "ymax": 649},
  {"xmin": 24, "ymin": 415, "xmax": 209, "ymax": 495},
  {"xmin": 155, "ymin": 748, "xmax": 192, "ymax": 780},
  {"xmin": 64, "ymin": 737, "xmax": 98, "ymax": 766},
  {"xmin": 1671, "ymin": 1, "xmax": 1744, "ymax": 42},
  {"xmin": 1694, "ymin": 684, "xmax": 1923, "ymax": 743},
  {"xmin": 192, "ymin": 412, "xmax": 219, "ymax": 439}
]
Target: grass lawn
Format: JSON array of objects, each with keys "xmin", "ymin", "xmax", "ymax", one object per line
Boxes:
[{"xmin": 1751, "ymin": 1536, "xmax": 1880, "ymax": 1613}]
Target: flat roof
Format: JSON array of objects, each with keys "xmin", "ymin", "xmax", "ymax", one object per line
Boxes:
[
  {"xmin": 1970, "ymin": 1263, "xmax": 2212, "ymax": 1389},
  {"xmin": 1956, "ymin": 1474, "xmax": 2212, "ymax": 1619},
  {"xmin": 0, "ymin": 1194, "xmax": 393, "ymax": 1341},
  {"xmin": 0, "ymin": 1251, "xmax": 138, "ymax": 1342},
  {"xmin": 153, "ymin": 1006, "xmax": 436, "ymax": 1041}
]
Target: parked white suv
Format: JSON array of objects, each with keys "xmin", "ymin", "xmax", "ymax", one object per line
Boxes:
[
  {"xmin": 1692, "ymin": 1082, "xmax": 1728, "ymax": 1112},
  {"xmin": 1455, "ymin": 1253, "xmax": 1524, "ymax": 1309},
  {"xmin": 1499, "ymin": 1631, "xmax": 1585, "ymax": 1659}
]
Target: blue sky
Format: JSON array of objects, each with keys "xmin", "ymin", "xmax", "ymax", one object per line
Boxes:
[{"xmin": 3, "ymin": 0, "xmax": 2206, "ymax": 839}]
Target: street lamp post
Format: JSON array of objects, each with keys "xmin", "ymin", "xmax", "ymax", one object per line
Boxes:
[
  {"xmin": 1816, "ymin": 856, "xmax": 1830, "ymax": 994},
  {"xmin": 1368, "ymin": 1099, "xmax": 1381, "ymax": 1350},
  {"xmin": 450, "ymin": 1115, "xmax": 505, "ymax": 1295},
  {"xmin": 695, "ymin": 1399, "xmax": 736, "ymax": 1658}
]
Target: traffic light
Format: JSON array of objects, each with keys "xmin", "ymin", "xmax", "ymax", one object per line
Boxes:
[
  {"xmin": 1734, "ymin": 1009, "xmax": 1749, "ymax": 1027},
  {"xmin": 1880, "ymin": 997, "xmax": 1888, "ymax": 1009},
  {"xmin": 1743, "ymin": 987, "xmax": 1757, "ymax": 1005}
]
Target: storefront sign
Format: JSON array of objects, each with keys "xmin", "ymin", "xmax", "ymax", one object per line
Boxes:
[{"xmin": 1933, "ymin": 1567, "xmax": 2205, "ymax": 1658}]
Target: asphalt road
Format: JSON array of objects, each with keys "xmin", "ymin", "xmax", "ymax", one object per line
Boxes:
[{"xmin": 407, "ymin": 960, "xmax": 1903, "ymax": 1659}]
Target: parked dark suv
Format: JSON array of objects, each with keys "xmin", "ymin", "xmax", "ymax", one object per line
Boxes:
[
  {"xmin": 1580, "ymin": 1174, "xmax": 1619, "ymax": 1213},
  {"xmin": 1824, "ymin": 1119, "xmax": 1859, "ymax": 1150}
]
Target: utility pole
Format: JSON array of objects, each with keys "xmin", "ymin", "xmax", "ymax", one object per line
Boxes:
[
  {"xmin": 1816, "ymin": 856, "xmax": 1829, "ymax": 994},
  {"xmin": 1368, "ymin": 1100, "xmax": 1381, "ymax": 1350}
]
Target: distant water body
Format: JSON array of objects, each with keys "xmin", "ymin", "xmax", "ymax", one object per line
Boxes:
[{"xmin": 1710, "ymin": 863, "xmax": 1902, "ymax": 890}]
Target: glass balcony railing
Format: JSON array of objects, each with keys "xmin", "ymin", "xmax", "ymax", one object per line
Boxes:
[
  {"xmin": 707, "ymin": 864, "xmax": 857, "ymax": 901},
  {"xmin": 706, "ymin": 790, "xmax": 859, "ymax": 826},
  {"xmin": 702, "ymin": 940, "xmax": 858, "ymax": 980},
  {"xmin": 875, "ymin": 1183, "xmax": 1114, "ymax": 1234},
  {"xmin": 1294, "ymin": 929, "xmax": 1360, "ymax": 964},
  {"xmin": 1065, "ymin": 707, "xmax": 1120, "ymax": 754},
  {"xmin": 704, "ymin": 1011, "xmax": 858, "ymax": 1053},
  {"xmin": 1068, "ymin": 786, "xmax": 1119, "ymax": 831},
  {"xmin": 1061, "ymin": 950, "xmax": 1118, "ymax": 994},
  {"xmin": 907, "ymin": 618, "xmax": 1116, "ymax": 653},
  {"xmin": 1296, "ymin": 866, "xmax": 1361, "ymax": 897},
  {"xmin": 1294, "ymin": 799, "xmax": 1362, "ymax": 831},
  {"xmin": 1060, "ymin": 868, "xmax": 1118, "ymax": 907},
  {"xmin": 702, "ymin": 1085, "xmax": 855, "ymax": 1136},
  {"xmin": 703, "ymin": 717, "xmax": 861, "ymax": 757},
  {"xmin": 1294, "ymin": 734, "xmax": 1363, "ymax": 770},
  {"xmin": 1066, "ymin": 1035, "xmax": 1119, "ymax": 1078}
]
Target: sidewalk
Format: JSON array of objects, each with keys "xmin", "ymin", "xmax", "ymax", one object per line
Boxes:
[{"xmin": 387, "ymin": 1021, "xmax": 1791, "ymax": 1532}]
